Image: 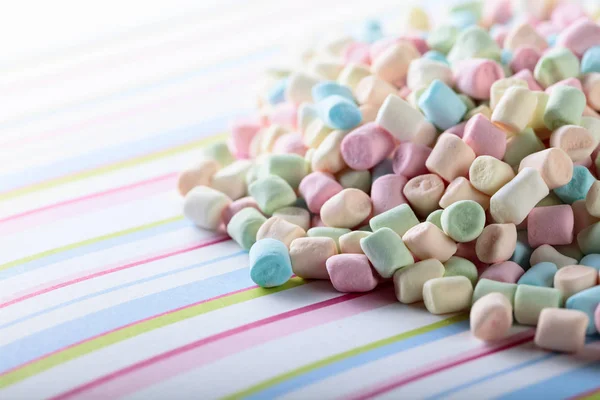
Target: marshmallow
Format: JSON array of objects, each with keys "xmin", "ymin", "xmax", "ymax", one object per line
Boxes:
[
  {"xmin": 470, "ymin": 293, "xmax": 513, "ymax": 341},
  {"xmin": 183, "ymin": 186, "xmax": 231, "ymax": 230},
  {"xmin": 403, "ymin": 174, "xmax": 446, "ymax": 217},
  {"xmin": 361, "ymin": 227, "xmax": 414, "ymax": 278},
  {"xmin": 227, "ymin": 207, "xmax": 267, "ymax": 250},
  {"xmin": 249, "ymin": 238, "xmax": 293, "ymax": 288},
  {"xmin": 393, "ymin": 259, "xmax": 445, "ymax": 304},
  {"xmin": 340, "ymin": 123, "xmax": 394, "ymax": 170},
  {"xmin": 439, "ymin": 177, "xmax": 491, "ymax": 209},
  {"xmin": 476, "ymin": 223, "xmax": 518, "ymax": 264},
  {"xmin": 491, "ymin": 86, "xmax": 538, "ymax": 134},
  {"xmin": 535, "ymin": 308, "xmax": 589, "ymax": 353},
  {"xmin": 326, "ymin": 254, "xmax": 379, "ymax": 292},
  {"xmin": 426, "ymin": 133, "xmax": 476, "ymax": 182},
  {"xmin": 469, "ymin": 156, "xmax": 515, "ymax": 195},
  {"xmin": 423, "ymin": 276, "xmax": 474, "ymax": 314},
  {"xmin": 177, "ymin": 159, "xmax": 220, "ymax": 196},
  {"xmin": 320, "ymin": 188, "xmax": 372, "ymax": 229},
  {"xmin": 256, "ymin": 216, "xmax": 306, "ymax": 248},
  {"xmin": 518, "ymin": 148, "xmax": 573, "ymax": 189},
  {"xmin": 290, "ymin": 236, "xmax": 337, "ymax": 279},
  {"xmin": 339, "ymin": 231, "xmax": 372, "ymax": 254},
  {"xmin": 402, "ymin": 222, "xmax": 458, "ymax": 262},
  {"xmin": 272, "ymin": 206, "xmax": 310, "ymax": 231},
  {"xmin": 530, "ymin": 244, "xmax": 578, "ymax": 269},
  {"xmin": 376, "ymin": 94, "xmax": 437, "ymax": 143}
]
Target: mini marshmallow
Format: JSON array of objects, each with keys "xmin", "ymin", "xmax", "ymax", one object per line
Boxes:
[
  {"xmin": 512, "ymin": 69, "xmax": 543, "ymax": 91},
  {"xmin": 402, "ymin": 222, "xmax": 457, "ymax": 262},
  {"xmin": 201, "ymin": 142, "xmax": 235, "ymax": 167},
  {"xmin": 370, "ymin": 203, "xmax": 420, "ymax": 237},
  {"xmin": 326, "ymin": 254, "xmax": 379, "ymax": 293},
  {"xmin": 528, "ymin": 205, "xmax": 574, "ymax": 247},
  {"xmin": 504, "ymin": 22, "xmax": 548, "ymax": 52},
  {"xmin": 403, "ymin": 174, "xmax": 445, "ymax": 218},
  {"xmin": 475, "ymin": 223, "xmax": 518, "ymax": 264},
  {"xmin": 419, "ymin": 80, "xmax": 467, "ymax": 130},
  {"xmin": 447, "ymin": 26, "xmax": 501, "ymax": 65},
  {"xmin": 439, "ymin": 177, "xmax": 491, "ymax": 209},
  {"xmin": 470, "ymin": 292, "xmax": 513, "ymax": 342},
  {"xmin": 339, "ymin": 231, "xmax": 371, "ymax": 254},
  {"xmin": 393, "ymin": 259, "xmax": 445, "ymax": 304},
  {"xmin": 317, "ymin": 95, "xmax": 362, "ymax": 130},
  {"xmin": 355, "ymin": 76, "xmax": 397, "ymax": 107},
  {"xmin": 490, "ymin": 167, "xmax": 549, "ymax": 224},
  {"xmin": 491, "ymin": 86, "xmax": 538, "ymax": 134},
  {"xmin": 504, "ymin": 128, "xmax": 546, "ymax": 167},
  {"xmin": 549, "ymin": 125, "xmax": 596, "ymax": 163},
  {"xmin": 272, "ymin": 206, "xmax": 310, "ymax": 231},
  {"xmin": 222, "ymin": 197, "xmax": 262, "ymax": 226},
  {"xmin": 472, "ymin": 278, "xmax": 518, "ymax": 305},
  {"xmin": 303, "ymin": 119, "xmax": 333, "ymax": 149},
  {"xmin": 454, "ymin": 59, "xmax": 505, "ymax": 100},
  {"xmin": 248, "ymin": 175, "xmax": 297, "ymax": 215},
  {"xmin": 462, "ymin": 114, "xmax": 507, "ymax": 159},
  {"xmin": 406, "ymin": 58, "xmax": 453, "ymax": 90},
  {"xmin": 426, "ymin": 133, "xmax": 476, "ymax": 182},
  {"xmin": 183, "ymin": 186, "xmax": 231, "ymax": 230},
  {"xmin": 518, "ymin": 148, "xmax": 573, "ymax": 189},
  {"xmin": 361, "ymin": 227, "xmax": 414, "ymax": 278},
  {"xmin": 554, "ymin": 265, "xmax": 597, "ymax": 300},
  {"xmin": 534, "ymin": 47, "xmax": 580, "ymax": 88},
  {"xmin": 249, "ymin": 238, "xmax": 293, "ymax": 288},
  {"xmin": 256, "ymin": 216, "xmax": 306, "ymax": 248},
  {"xmin": 370, "ymin": 174, "xmax": 408, "ymax": 215},
  {"xmin": 320, "ymin": 188, "xmax": 372, "ymax": 229},
  {"xmin": 392, "ymin": 142, "xmax": 431, "ymax": 179},
  {"xmin": 177, "ymin": 159, "xmax": 220, "ymax": 196},
  {"xmin": 518, "ymin": 262, "xmax": 558, "ymax": 287},
  {"xmin": 480, "ymin": 261, "xmax": 525, "ymax": 284},
  {"xmin": 510, "ymin": 46, "xmax": 542, "ymax": 73},
  {"xmin": 340, "ymin": 123, "xmax": 394, "ymax": 170},
  {"xmin": 375, "ymin": 94, "xmax": 437, "ymax": 143},
  {"xmin": 290, "ymin": 236, "xmax": 337, "ymax": 279},
  {"xmin": 299, "ymin": 172, "xmax": 343, "ymax": 214},
  {"xmin": 312, "ymin": 81, "xmax": 354, "ymax": 103},
  {"xmin": 227, "ymin": 207, "xmax": 267, "ymax": 250},
  {"xmin": 312, "ymin": 129, "xmax": 348, "ymax": 174},
  {"xmin": 371, "ymin": 41, "xmax": 421, "ymax": 87},
  {"xmin": 441, "ymin": 200, "xmax": 486, "ymax": 243},
  {"xmin": 514, "ymin": 285, "xmax": 562, "ymax": 326},
  {"xmin": 535, "ymin": 308, "xmax": 589, "ymax": 353},
  {"xmin": 211, "ymin": 159, "xmax": 253, "ymax": 200},
  {"xmin": 553, "ymin": 165, "xmax": 596, "ymax": 204},
  {"xmin": 306, "ymin": 227, "xmax": 351, "ymax": 252},
  {"xmin": 423, "ymin": 276, "xmax": 474, "ymax": 314},
  {"xmin": 489, "ymin": 77, "xmax": 528, "ymax": 110},
  {"xmin": 555, "ymin": 18, "xmax": 600, "ymax": 57},
  {"xmin": 469, "ymin": 156, "xmax": 515, "ymax": 196},
  {"xmin": 443, "ymin": 256, "xmax": 478, "ymax": 286},
  {"xmin": 543, "ymin": 86, "xmax": 586, "ymax": 130},
  {"xmin": 530, "ymin": 244, "xmax": 578, "ymax": 269}
]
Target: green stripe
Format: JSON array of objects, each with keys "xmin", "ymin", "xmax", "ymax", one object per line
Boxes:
[
  {"xmin": 0, "ymin": 215, "xmax": 184, "ymax": 271},
  {"xmin": 0, "ymin": 277, "xmax": 306, "ymax": 388},
  {"xmin": 223, "ymin": 313, "xmax": 469, "ymax": 400},
  {"xmin": 0, "ymin": 133, "xmax": 227, "ymax": 202}
]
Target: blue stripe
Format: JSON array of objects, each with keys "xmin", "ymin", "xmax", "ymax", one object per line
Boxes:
[
  {"xmin": 244, "ymin": 321, "xmax": 470, "ymax": 400},
  {"xmin": 1, "ymin": 45, "xmax": 278, "ymax": 130},
  {"xmin": 497, "ymin": 360, "xmax": 600, "ymax": 400},
  {"xmin": 0, "ymin": 218, "xmax": 191, "ymax": 280},
  {"xmin": 0, "ymin": 111, "xmax": 246, "ymax": 191},
  {"xmin": 0, "ymin": 250, "xmax": 247, "ymax": 373}
]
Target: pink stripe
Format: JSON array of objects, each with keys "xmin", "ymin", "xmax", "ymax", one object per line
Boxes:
[
  {"xmin": 0, "ymin": 282, "xmax": 260, "ymax": 378},
  {"xmin": 0, "ymin": 173, "xmax": 177, "ymax": 235},
  {"xmin": 0, "ymin": 236, "xmax": 228, "ymax": 309},
  {"xmin": 52, "ymin": 289, "xmax": 395, "ymax": 400},
  {"xmin": 348, "ymin": 329, "xmax": 536, "ymax": 400}
]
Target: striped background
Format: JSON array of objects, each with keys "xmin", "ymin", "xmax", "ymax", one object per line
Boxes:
[{"xmin": 1, "ymin": 0, "xmax": 599, "ymax": 398}]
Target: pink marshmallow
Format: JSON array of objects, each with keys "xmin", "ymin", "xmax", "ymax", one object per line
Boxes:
[
  {"xmin": 341, "ymin": 122, "xmax": 395, "ymax": 170},
  {"xmin": 344, "ymin": 42, "xmax": 371, "ymax": 66},
  {"xmin": 528, "ymin": 205, "xmax": 574, "ymax": 248},
  {"xmin": 545, "ymin": 78, "xmax": 583, "ymax": 95},
  {"xmin": 269, "ymin": 102, "xmax": 297, "ymax": 129},
  {"xmin": 510, "ymin": 46, "xmax": 542, "ymax": 73},
  {"xmin": 552, "ymin": 4, "xmax": 588, "ymax": 31},
  {"xmin": 272, "ymin": 132, "xmax": 308, "ymax": 156},
  {"xmin": 326, "ymin": 254, "xmax": 379, "ymax": 292},
  {"xmin": 228, "ymin": 120, "xmax": 261, "ymax": 159},
  {"xmin": 462, "ymin": 114, "xmax": 507, "ymax": 159},
  {"xmin": 370, "ymin": 174, "xmax": 408, "ymax": 215},
  {"xmin": 512, "ymin": 69, "xmax": 543, "ymax": 91},
  {"xmin": 555, "ymin": 18, "xmax": 600, "ymax": 56},
  {"xmin": 479, "ymin": 261, "xmax": 525, "ymax": 284},
  {"xmin": 299, "ymin": 172, "xmax": 343, "ymax": 214},
  {"xmin": 222, "ymin": 197, "xmax": 263, "ymax": 226},
  {"xmin": 444, "ymin": 121, "xmax": 468, "ymax": 138},
  {"xmin": 392, "ymin": 142, "xmax": 432, "ymax": 179},
  {"xmin": 455, "ymin": 59, "xmax": 505, "ymax": 100},
  {"xmin": 483, "ymin": 0, "xmax": 512, "ymax": 26}
]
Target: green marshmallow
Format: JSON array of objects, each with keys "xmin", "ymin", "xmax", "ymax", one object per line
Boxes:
[
  {"xmin": 307, "ymin": 227, "xmax": 351, "ymax": 251},
  {"xmin": 441, "ymin": 200, "xmax": 486, "ymax": 242},
  {"xmin": 577, "ymin": 222, "xmax": 600, "ymax": 254},
  {"xmin": 201, "ymin": 141, "xmax": 235, "ymax": 167},
  {"xmin": 360, "ymin": 227, "xmax": 414, "ymax": 278},
  {"xmin": 226, "ymin": 208, "xmax": 267, "ymax": 250},
  {"xmin": 534, "ymin": 48, "xmax": 580, "ymax": 88},
  {"xmin": 514, "ymin": 285, "xmax": 562, "ymax": 325},
  {"xmin": 249, "ymin": 175, "xmax": 297, "ymax": 215},
  {"xmin": 447, "ymin": 26, "xmax": 501, "ymax": 65},
  {"xmin": 369, "ymin": 204, "xmax": 420, "ymax": 236},
  {"xmin": 443, "ymin": 256, "xmax": 478, "ymax": 286},
  {"xmin": 504, "ymin": 128, "xmax": 545, "ymax": 167},
  {"xmin": 337, "ymin": 169, "xmax": 371, "ymax": 193},
  {"xmin": 257, "ymin": 154, "xmax": 308, "ymax": 189},
  {"xmin": 543, "ymin": 86, "xmax": 586, "ymax": 130},
  {"xmin": 427, "ymin": 25, "xmax": 459, "ymax": 55},
  {"xmin": 426, "ymin": 209, "xmax": 444, "ymax": 230},
  {"xmin": 472, "ymin": 279, "xmax": 518, "ymax": 306}
]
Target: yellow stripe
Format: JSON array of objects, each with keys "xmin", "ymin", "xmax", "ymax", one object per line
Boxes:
[{"xmin": 0, "ymin": 133, "xmax": 227, "ymax": 202}]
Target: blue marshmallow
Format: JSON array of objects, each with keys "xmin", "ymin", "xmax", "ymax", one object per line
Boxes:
[
  {"xmin": 517, "ymin": 262, "xmax": 558, "ymax": 287},
  {"xmin": 580, "ymin": 254, "xmax": 600, "ymax": 271},
  {"xmin": 312, "ymin": 81, "xmax": 355, "ymax": 103},
  {"xmin": 423, "ymin": 50, "xmax": 449, "ymax": 65},
  {"xmin": 565, "ymin": 286, "xmax": 600, "ymax": 335},
  {"xmin": 418, "ymin": 80, "xmax": 467, "ymax": 130},
  {"xmin": 317, "ymin": 95, "xmax": 362, "ymax": 130},
  {"xmin": 581, "ymin": 46, "xmax": 600, "ymax": 74},
  {"xmin": 267, "ymin": 78, "xmax": 287, "ymax": 105},
  {"xmin": 249, "ymin": 238, "xmax": 293, "ymax": 288},
  {"xmin": 553, "ymin": 165, "xmax": 596, "ymax": 204},
  {"xmin": 357, "ymin": 19, "xmax": 383, "ymax": 43}
]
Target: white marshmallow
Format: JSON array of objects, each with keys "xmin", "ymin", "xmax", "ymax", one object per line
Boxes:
[{"xmin": 183, "ymin": 186, "xmax": 231, "ymax": 230}]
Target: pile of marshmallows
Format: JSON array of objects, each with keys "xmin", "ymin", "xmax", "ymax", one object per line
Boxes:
[{"xmin": 180, "ymin": 0, "xmax": 600, "ymax": 353}]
